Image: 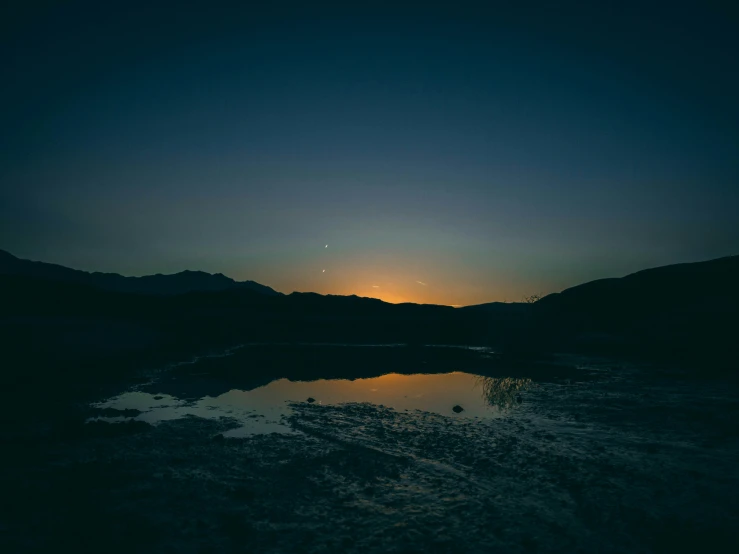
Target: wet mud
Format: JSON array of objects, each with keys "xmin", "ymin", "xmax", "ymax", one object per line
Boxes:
[{"xmin": 2, "ymin": 350, "xmax": 738, "ymax": 553}]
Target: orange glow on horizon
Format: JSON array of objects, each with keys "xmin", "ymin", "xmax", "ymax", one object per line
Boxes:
[{"xmin": 233, "ymin": 253, "xmax": 524, "ymax": 307}]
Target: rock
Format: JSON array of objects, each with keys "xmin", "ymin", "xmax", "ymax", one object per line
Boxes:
[
  {"xmin": 452, "ymin": 405, "xmax": 464, "ymax": 413},
  {"xmin": 153, "ymin": 395, "xmax": 164, "ymax": 400},
  {"xmin": 212, "ymin": 433, "xmax": 225, "ymax": 442},
  {"xmin": 306, "ymin": 397, "xmax": 316, "ymax": 403}
]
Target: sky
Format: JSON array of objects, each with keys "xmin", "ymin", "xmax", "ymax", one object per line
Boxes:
[{"xmin": 1, "ymin": 1, "xmax": 737, "ymax": 306}]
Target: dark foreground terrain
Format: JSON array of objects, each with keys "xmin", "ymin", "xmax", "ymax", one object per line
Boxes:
[
  {"xmin": 2, "ymin": 253, "xmax": 738, "ymax": 552},
  {"xmin": 2, "ymin": 345, "xmax": 738, "ymax": 553}
]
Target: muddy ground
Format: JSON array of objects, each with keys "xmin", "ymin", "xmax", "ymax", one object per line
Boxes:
[{"xmin": 1, "ymin": 352, "xmax": 738, "ymax": 553}]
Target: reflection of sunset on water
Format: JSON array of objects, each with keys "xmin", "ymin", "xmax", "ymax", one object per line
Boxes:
[
  {"xmin": 225, "ymin": 372, "xmax": 503, "ymax": 419},
  {"xmin": 94, "ymin": 372, "xmax": 533, "ymax": 436}
]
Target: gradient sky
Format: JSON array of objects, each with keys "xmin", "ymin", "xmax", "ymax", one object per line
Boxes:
[{"xmin": 2, "ymin": 2, "xmax": 737, "ymax": 305}]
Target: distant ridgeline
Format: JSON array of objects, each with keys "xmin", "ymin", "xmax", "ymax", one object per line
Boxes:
[
  {"xmin": 0, "ymin": 249, "xmax": 281, "ymax": 296},
  {"xmin": 1, "ymin": 248, "xmax": 737, "ymax": 374},
  {"xmin": 0, "ymin": 249, "xmax": 492, "ymax": 379}
]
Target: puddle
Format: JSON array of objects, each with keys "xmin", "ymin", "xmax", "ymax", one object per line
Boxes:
[{"xmin": 91, "ymin": 372, "xmax": 532, "ymax": 436}]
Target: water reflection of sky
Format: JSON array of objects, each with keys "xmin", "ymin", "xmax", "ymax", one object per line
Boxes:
[{"xmin": 91, "ymin": 372, "xmax": 531, "ymax": 437}]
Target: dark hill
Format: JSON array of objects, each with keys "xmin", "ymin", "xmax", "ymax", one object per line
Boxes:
[
  {"xmin": 531, "ymin": 255, "xmax": 739, "ymax": 365},
  {"xmin": 0, "ymin": 271, "xmax": 490, "ymax": 384},
  {"xmin": 535, "ymin": 255, "xmax": 739, "ymax": 322}
]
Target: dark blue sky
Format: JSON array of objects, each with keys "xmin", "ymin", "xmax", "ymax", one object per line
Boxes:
[{"xmin": 2, "ymin": 2, "xmax": 737, "ymax": 305}]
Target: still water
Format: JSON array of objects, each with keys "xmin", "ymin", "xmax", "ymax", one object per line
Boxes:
[{"xmin": 92, "ymin": 372, "xmax": 532, "ymax": 436}]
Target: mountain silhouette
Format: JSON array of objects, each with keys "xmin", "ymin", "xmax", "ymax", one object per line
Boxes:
[
  {"xmin": 1, "ymin": 249, "xmax": 737, "ymax": 378},
  {"xmin": 530, "ymin": 255, "xmax": 739, "ymax": 364},
  {"xmin": 535, "ymin": 255, "xmax": 739, "ymax": 322},
  {"xmin": 0, "ymin": 249, "xmax": 281, "ymax": 296}
]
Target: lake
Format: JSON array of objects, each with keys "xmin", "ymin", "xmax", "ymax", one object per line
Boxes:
[{"xmin": 92, "ymin": 371, "xmax": 533, "ymax": 436}]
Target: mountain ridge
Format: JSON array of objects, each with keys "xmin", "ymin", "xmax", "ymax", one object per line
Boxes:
[
  {"xmin": 1, "ymin": 249, "xmax": 737, "ymax": 371},
  {"xmin": 2, "ymin": 248, "xmax": 738, "ymax": 313},
  {"xmin": 536, "ymin": 254, "xmax": 739, "ymax": 312},
  {"xmin": 0, "ymin": 249, "xmax": 281, "ymax": 297}
]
